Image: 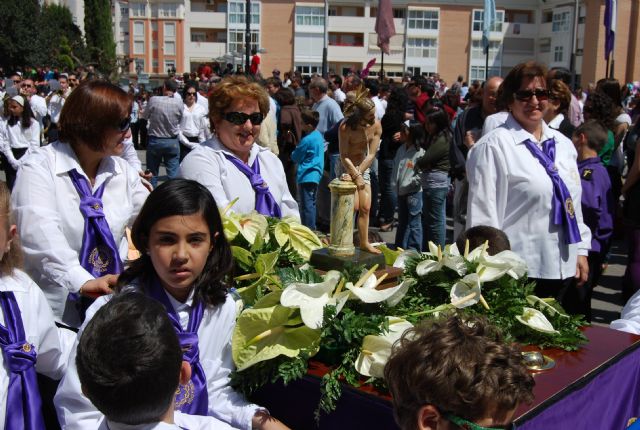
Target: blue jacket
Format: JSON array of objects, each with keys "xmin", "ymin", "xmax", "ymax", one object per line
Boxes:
[{"xmin": 291, "ymin": 130, "xmax": 324, "ymax": 184}]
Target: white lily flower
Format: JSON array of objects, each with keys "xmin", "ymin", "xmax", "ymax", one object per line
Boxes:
[
  {"xmin": 466, "ymin": 241, "xmax": 489, "ymax": 262},
  {"xmin": 392, "ymin": 250, "xmax": 419, "ymax": 269},
  {"xmin": 355, "ymin": 317, "xmax": 414, "ymax": 378},
  {"xmin": 280, "ymin": 271, "xmax": 343, "ymax": 329},
  {"xmin": 346, "ymin": 278, "xmax": 413, "ymax": 307},
  {"xmin": 516, "ymin": 307, "xmax": 559, "ymax": 334},
  {"xmin": 443, "ymin": 243, "xmax": 467, "ymax": 276},
  {"xmin": 477, "ymin": 250, "xmax": 528, "ymax": 281},
  {"xmin": 416, "ymin": 242, "xmax": 444, "ymax": 276},
  {"xmin": 450, "ymin": 273, "xmax": 482, "ymax": 308}
]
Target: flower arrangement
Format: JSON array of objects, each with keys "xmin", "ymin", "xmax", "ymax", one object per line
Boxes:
[{"xmin": 224, "ymin": 210, "xmax": 587, "ymax": 419}]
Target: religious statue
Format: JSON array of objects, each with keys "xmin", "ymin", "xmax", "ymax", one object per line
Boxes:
[{"xmin": 338, "ymin": 85, "xmax": 382, "ymax": 254}]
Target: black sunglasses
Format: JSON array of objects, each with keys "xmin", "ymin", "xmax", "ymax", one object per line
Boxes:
[
  {"xmin": 116, "ymin": 116, "xmax": 131, "ymax": 132},
  {"xmin": 186, "ymin": 91, "xmax": 197, "ymax": 96},
  {"xmin": 223, "ymin": 111, "xmax": 264, "ymax": 126},
  {"xmin": 514, "ymin": 88, "xmax": 549, "ymax": 102}
]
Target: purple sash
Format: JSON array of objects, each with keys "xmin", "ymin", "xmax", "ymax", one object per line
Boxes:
[
  {"xmin": 522, "ymin": 138, "xmax": 581, "ymax": 244},
  {"xmin": 147, "ymin": 278, "xmax": 208, "ymax": 415},
  {"xmin": 0, "ymin": 292, "xmax": 44, "ymax": 430},
  {"xmin": 224, "ymin": 153, "xmax": 282, "ymax": 217},
  {"xmin": 68, "ymin": 169, "xmax": 123, "ymax": 300}
]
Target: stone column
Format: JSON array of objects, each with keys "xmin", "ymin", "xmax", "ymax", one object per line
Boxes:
[{"xmin": 328, "ymin": 178, "xmax": 356, "ymax": 256}]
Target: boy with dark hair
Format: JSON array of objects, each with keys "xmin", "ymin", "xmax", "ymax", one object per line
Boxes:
[
  {"xmin": 455, "ymin": 225, "xmax": 511, "ymax": 256},
  {"xmin": 384, "ymin": 316, "xmax": 534, "ymax": 430},
  {"xmin": 76, "ymin": 292, "xmax": 233, "ymax": 429},
  {"xmin": 570, "ymin": 119, "xmax": 614, "ymax": 320}
]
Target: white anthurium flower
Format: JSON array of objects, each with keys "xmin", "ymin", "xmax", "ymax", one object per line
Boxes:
[
  {"xmin": 516, "ymin": 307, "xmax": 559, "ymax": 334},
  {"xmin": 392, "ymin": 250, "xmax": 420, "ymax": 269},
  {"xmin": 466, "ymin": 241, "xmax": 489, "ymax": 262},
  {"xmin": 477, "ymin": 250, "xmax": 528, "ymax": 282},
  {"xmin": 450, "ymin": 273, "xmax": 482, "ymax": 309},
  {"xmin": 346, "ymin": 266, "xmax": 412, "ymax": 306},
  {"xmin": 416, "ymin": 242, "xmax": 445, "ymax": 276},
  {"xmin": 280, "ymin": 271, "xmax": 342, "ymax": 329},
  {"xmin": 442, "ymin": 243, "xmax": 467, "ymax": 276},
  {"xmin": 355, "ymin": 317, "xmax": 414, "ymax": 378}
]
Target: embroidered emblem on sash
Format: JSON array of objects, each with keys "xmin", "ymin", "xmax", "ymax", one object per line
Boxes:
[
  {"xmin": 175, "ymin": 380, "xmax": 195, "ymax": 407},
  {"xmin": 89, "ymin": 245, "xmax": 111, "ymax": 274},
  {"xmin": 22, "ymin": 343, "xmax": 32, "ymax": 353},
  {"xmin": 565, "ymin": 198, "xmax": 576, "ymax": 219},
  {"xmin": 582, "ymin": 169, "xmax": 593, "ymax": 180}
]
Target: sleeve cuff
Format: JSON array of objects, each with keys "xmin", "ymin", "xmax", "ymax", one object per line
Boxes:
[
  {"xmin": 63, "ymin": 266, "xmax": 94, "ymax": 294},
  {"xmin": 578, "ymin": 249, "xmax": 589, "ymax": 257}
]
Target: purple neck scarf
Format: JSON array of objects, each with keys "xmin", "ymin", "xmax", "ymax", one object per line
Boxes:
[
  {"xmin": 224, "ymin": 153, "xmax": 282, "ymax": 217},
  {"xmin": 0, "ymin": 292, "xmax": 44, "ymax": 430},
  {"xmin": 68, "ymin": 169, "xmax": 123, "ymax": 299},
  {"xmin": 147, "ymin": 277, "xmax": 208, "ymax": 415},
  {"xmin": 522, "ymin": 138, "xmax": 582, "ymax": 244}
]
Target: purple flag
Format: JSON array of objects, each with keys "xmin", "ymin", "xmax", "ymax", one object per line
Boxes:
[
  {"xmin": 375, "ymin": 0, "xmax": 396, "ymax": 55},
  {"xmin": 604, "ymin": 0, "xmax": 617, "ymax": 61}
]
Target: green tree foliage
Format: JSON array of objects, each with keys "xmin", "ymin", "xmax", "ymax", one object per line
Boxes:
[
  {"xmin": 38, "ymin": 5, "xmax": 87, "ymax": 70},
  {"xmin": 0, "ymin": 0, "xmax": 42, "ymax": 70},
  {"xmin": 84, "ymin": 0, "xmax": 116, "ymax": 76}
]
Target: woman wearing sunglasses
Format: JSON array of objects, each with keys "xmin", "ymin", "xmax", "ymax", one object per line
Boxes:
[
  {"xmin": 177, "ymin": 82, "xmax": 207, "ymax": 162},
  {"xmin": 466, "ymin": 61, "xmax": 591, "ymax": 309},
  {"xmin": 179, "ymin": 75, "xmax": 299, "ymax": 218},
  {"xmin": 11, "ymin": 80, "xmax": 149, "ymax": 328}
]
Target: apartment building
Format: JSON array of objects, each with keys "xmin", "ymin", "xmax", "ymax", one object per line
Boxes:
[{"xmin": 113, "ymin": 0, "xmax": 640, "ymax": 86}]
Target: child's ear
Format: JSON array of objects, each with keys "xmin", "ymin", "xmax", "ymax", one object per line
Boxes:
[
  {"xmin": 179, "ymin": 360, "xmax": 192, "ymax": 386},
  {"xmin": 417, "ymin": 404, "xmax": 443, "ymax": 430},
  {"xmin": 6, "ymin": 225, "xmax": 17, "ymax": 253}
]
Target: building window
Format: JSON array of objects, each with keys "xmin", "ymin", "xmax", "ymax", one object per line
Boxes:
[
  {"xmin": 470, "ymin": 65, "xmax": 500, "ymax": 81},
  {"xmin": 542, "ymin": 10, "xmax": 553, "ymax": 23},
  {"xmin": 228, "ymin": 29, "xmax": 259, "ymax": 54},
  {"xmin": 553, "ymin": 46, "xmax": 564, "ymax": 62},
  {"xmin": 471, "ymin": 40, "xmax": 502, "ymax": 60},
  {"xmin": 552, "ymin": 11, "xmax": 570, "ymax": 32},
  {"xmin": 539, "ymin": 38, "xmax": 551, "ymax": 53},
  {"xmin": 133, "ymin": 21, "xmax": 144, "ymax": 37},
  {"xmin": 131, "ymin": 3, "xmax": 146, "ymax": 17},
  {"xmin": 393, "ymin": 8, "xmax": 406, "ymax": 19},
  {"xmin": 295, "ymin": 6, "xmax": 324, "ymax": 26},
  {"xmin": 472, "ymin": 9, "xmax": 504, "ymax": 32},
  {"xmin": 133, "ymin": 40, "xmax": 145, "ymax": 54},
  {"xmin": 296, "ymin": 64, "xmax": 321, "ymax": 76},
  {"xmin": 408, "ymin": 9, "xmax": 438, "ymax": 30},
  {"xmin": 152, "ymin": 59, "xmax": 159, "ymax": 71},
  {"xmin": 407, "ymin": 38, "xmax": 437, "ymax": 58},
  {"xmin": 159, "ymin": 4, "xmax": 178, "ymax": 18},
  {"xmin": 120, "ymin": 7, "xmax": 129, "ymax": 16},
  {"xmin": 164, "ymin": 41, "xmax": 176, "ymax": 55},
  {"xmin": 192, "ymin": 31, "xmax": 206, "ymax": 42},
  {"xmin": 165, "ymin": 61, "xmax": 176, "ymax": 74},
  {"xmin": 134, "ymin": 58, "xmax": 145, "ymax": 73},
  {"xmin": 328, "ymin": 33, "xmax": 364, "ymax": 47},
  {"xmin": 406, "ymin": 66, "xmax": 421, "ymax": 76},
  {"xmin": 164, "ymin": 22, "xmax": 176, "ymax": 38},
  {"xmin": 152, "ymin": 40, "xmax": 158, "ymax": 50},
  {"xmin": 228, "ymin": 1, "xmax": 260, "ymax": 25}
]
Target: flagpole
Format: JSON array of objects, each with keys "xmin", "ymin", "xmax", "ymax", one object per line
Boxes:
[
  {"xmin": 380, "ymin": 52, "xmax": 384, "ymax": 81},
  {"xmin": 485, "ymin": 48, "xmax": 489, "ymax": 80}
]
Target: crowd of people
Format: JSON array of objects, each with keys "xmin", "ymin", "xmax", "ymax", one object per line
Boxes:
[{"xmin": 0, "ymin": 58, "xmax": 640, "ymax": 430}]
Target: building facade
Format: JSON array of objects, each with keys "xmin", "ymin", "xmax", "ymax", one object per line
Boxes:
[{"xmin": 111, "ymin": 0, "xmax": 640, "ymax": 86}]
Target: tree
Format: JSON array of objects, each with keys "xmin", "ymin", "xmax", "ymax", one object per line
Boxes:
[
  {"xmin": 0, "ymin": 0, "xmax": 42, "ymax": 70},
  {"xmin": 37, "ymin": 4, "xmax": 87, "ymax": 71},
  {"xmin": 84, "ymin": 0, "xmax": 116, "ymax": 76}
]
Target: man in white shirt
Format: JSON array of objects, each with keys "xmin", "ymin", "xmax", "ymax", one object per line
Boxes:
[
  {"xmin": 329, "ymin": 75, "xmax": 346, "ymax": 105},
  {"xmin": 20, "ymin": 78, "xmax": 47, "ymax": 140},
  {"xmin": 46, "ymin": 75, "xmax": 71, "ymax": 142}
]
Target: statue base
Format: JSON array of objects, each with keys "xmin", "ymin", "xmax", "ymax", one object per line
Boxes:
[{"xmin": 309, "ymin": 247, "xmax": 386, "ymax": 272}]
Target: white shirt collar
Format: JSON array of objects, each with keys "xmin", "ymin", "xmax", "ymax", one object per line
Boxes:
[
  {"xmin": 104, "ymin": 419, "xmax": 181, "ymax": 430},
  {"xmin": 547, "ymin": 113, "xmax": 564, "ymax": 130},
  {"xmin": 204, "ymin": 136, "xmax": 265, "ymax": 166},
  {"xmin": 0, "ymin": 272, "xmax": 29, "ymax": 293},
  {"xmin": 53, "ymin": 141, "xmax": 121, "ymax": 184},
  {"xmin": 164, "ymin": 284, "xmax": 195, "ymax": 313},
  {"xmin": 506, "ymin": 114, "xmax": 556, "ymax": 146}
]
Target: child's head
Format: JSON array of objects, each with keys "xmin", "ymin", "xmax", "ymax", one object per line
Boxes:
[
  {"xmin": 572, "ymin": 119, "xmax": 608, "ymax": 153},
  {"xmin": 300, "ymin": 108, "xmax": 319, "ymax": 134},
  {"xmin": 455, "ymin": 225, "xmax": 511, "ymax": 256},
  {"xmin": 422, "ymin": 100, "xmax": 450, "ymax": 137},
  {"xmin": 0, "ymin": 181, "xmax": 21, "ymax": 275},
  {"xmin": 118, "ymin": 179, "xmax": 233, "ymax": 306},
  {"xmin": 401, "ymin": 120, "xmax": 426, "ymax": 150},
  {"xmin": 77, "ymin": 292, "xmax": 187, "ymax": 425},
  {"xmin": 384, "ymin": 316, "xmax": 534, "ymax": 430}
]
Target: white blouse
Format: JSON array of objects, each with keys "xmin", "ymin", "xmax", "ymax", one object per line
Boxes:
[
  {"xmin": 466, "ymin": 114, "xmax": 591, "ymax": 280},
  {"xmin": 178, "ymin": 103, "xmax": 208, "ymax": 148},
  {"xmin": 178, "ymin": 137, "xmax": 300, "ymax": 219},
  {"xmin": 11, "ymin": 141, "xmax": 149, "ymax": 327},
  {"xmin": 0, "ymin": 270, "xmax": 66, "ymax": 430}
]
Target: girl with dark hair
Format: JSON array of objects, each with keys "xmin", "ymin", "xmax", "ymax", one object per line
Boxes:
[
  {"xmin": 417, "ymin": 100, "xmax": 451, "ymax": 248},
  {"xmin": 2, "ymin": 95, "xmax": 39, "ymax": 189},
  {"xmin": 393, "ymin": 121, "xmax": 425, "ymax": 251},
  {"xmin": 56, "ymin": 179, "xmax": 290, "ymax": 430},
  {"xmin": 178, "ymin": 83, "xmax": 207, "ymax": 161},
  {"xmin": 12, "ymin": 80, "xmax": 149, "ymax": 328},
  {"xmin": 378, "ymin": 87, "xmax": 409, "ymax": 231}
]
